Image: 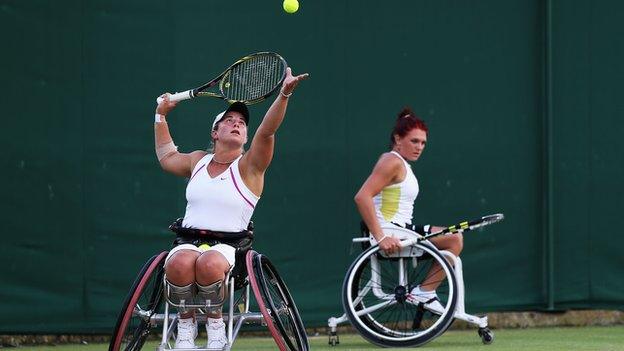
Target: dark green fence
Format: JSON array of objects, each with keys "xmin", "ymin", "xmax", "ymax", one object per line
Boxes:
[{"xmin": 1, "ymin": 0, "xmax": 623, "ymax": 333}]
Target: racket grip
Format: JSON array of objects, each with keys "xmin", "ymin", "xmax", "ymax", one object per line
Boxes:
[
  {"xmin": 156, "ymin": 90, "xmax": 193, "ymax": 104},
  {"xmin": 399, "ymin": 237, "xmax": 419, "ymax": 248}
]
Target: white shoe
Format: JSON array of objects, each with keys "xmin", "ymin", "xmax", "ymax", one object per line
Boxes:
[
  {"xmin": 175, "ymin": 317, "xmax": 198, "ymax": 349},
  {"xmin": 206, "ymin": 318, "xmax": 228, "ymax": 350},
  {"xmin": 410, "ymin": 286, "xmax": 445, "ymax": 313}
]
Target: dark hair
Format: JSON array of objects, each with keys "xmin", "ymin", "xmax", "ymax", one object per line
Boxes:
[{"xmin": 389, "ymin": 107, "xmax": 428, "ymax": 148}]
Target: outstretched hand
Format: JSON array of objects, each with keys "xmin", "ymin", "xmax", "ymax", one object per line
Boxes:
[{"xmin": 281, "ymin": 67, "xmax": 309, "ymax": 95}]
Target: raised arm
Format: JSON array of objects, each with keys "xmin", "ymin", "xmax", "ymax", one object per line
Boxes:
[
  {"xmin": 354, "ymin": 154, "xmax": 404, "ymax": 253},
  {"xmin": 239, "ymin": 68, "xmax": 308, "ymax": 190},
  {"xmin": 154, "ymin": 93, "xmax": 207, "ymax": 177}
]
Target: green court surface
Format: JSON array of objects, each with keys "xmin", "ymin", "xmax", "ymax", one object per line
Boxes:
[{"xmin": 14, "ymin": 325, "xmax": 624, "ymax": 351}]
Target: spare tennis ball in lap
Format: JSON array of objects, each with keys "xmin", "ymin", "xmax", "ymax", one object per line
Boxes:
[
  {"xmin": 283, "ymin": 0, "xmax": 299, "ymax": 13},
  {"xmin": 198, "ymin": 244, "xmax": 211, "ymax": 251}
]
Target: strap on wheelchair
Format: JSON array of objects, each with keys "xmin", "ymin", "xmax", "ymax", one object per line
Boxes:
[
  {"xmin": 391, "ymin": 222, "xmax": 431, "ymax": 235},
  {"xmin": 412, "ymin": 296, "xmax": 440, "ymax": 330},
  {"xmin": 361, "ymin": 220, "xmax": 430, "ymax": 236},
  {"xmin": 413, "ymin": 303, "xmax": 425, "ymax": 330},
  {"xmin": 169, "ymin": 218, "xmax": 254, "ymax": 241}
]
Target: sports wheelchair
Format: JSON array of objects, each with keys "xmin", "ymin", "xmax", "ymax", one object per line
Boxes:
[
  {"xmin": 327, "ymin": 214, "xmax": 503, "ymax": 348},
  {"xmin": 109, "ymin": 224, "xmax": 309, "ymax": 351}
]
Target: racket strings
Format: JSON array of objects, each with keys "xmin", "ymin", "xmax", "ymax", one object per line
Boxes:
[{"xmin": 224, "ymin": 54, "xmax": 285, "ymax": 101}]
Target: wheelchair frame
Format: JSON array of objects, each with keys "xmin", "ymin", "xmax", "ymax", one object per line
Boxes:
[
  {"xmin": 327, "ymin": 225, "xmax": 494, "ymax": 347},
  {"xmin": 110, "ymin": 249, "xmax": 309, "ymax": 351}
]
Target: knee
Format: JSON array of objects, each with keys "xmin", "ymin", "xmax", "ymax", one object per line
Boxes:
[
  {"xmin": 165, "ymin": 251, "xmax": 199, "ymax": 283},
  {"xmin": 195, "ymin": 251, "xmax": 230, "ymax": 283},
  {"xmin": 451, "ymin": 233, "xmax": 464, "ymax": 255}
]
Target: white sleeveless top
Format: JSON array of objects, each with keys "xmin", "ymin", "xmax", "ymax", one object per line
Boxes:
[
  {"xmin": 372, "ymin": 151, "xmax": 419, "ymax": 226},
  {"xmin": 182, "ymin": 154, "xmax": 259, "ymax": 232}
]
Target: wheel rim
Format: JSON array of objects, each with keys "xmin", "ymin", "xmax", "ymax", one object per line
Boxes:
[
  {"xmin": 247, "ymin": 250, "xmax": 308, "ymax": 351},
  {"xmin": 255, "ymin": 255, "xmax": 307, "ymax": 350},
  {"xmin": 111, "ymin": 252, "xmax": 167, "ymax": 351},
  {"xmin": 247, "ymin": 251, "xmax": 287, "ymax": 351}
]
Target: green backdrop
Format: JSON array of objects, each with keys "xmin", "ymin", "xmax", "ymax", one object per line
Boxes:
[{"xmin": 1, "ymin": 0, "xmax": 623, "ymax": 333}]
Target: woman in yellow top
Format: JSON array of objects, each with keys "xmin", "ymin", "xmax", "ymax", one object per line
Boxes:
[{"xmin": 354, "ymin": 107, "xmax": 462, "ymax": 305}]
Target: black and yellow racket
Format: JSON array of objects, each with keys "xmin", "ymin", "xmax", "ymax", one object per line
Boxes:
[
  {"xmin": 421, "ymin": 213, "xmax": 505, "ymax": 241},
  {"xmin": 157, "ymin": 52, "xmax": 288, "ymax": 105}
]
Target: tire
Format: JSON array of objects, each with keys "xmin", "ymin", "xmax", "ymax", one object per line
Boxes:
[
  {"xmin": 342, "ymin": 242, "xmax": 457, "ymax": 347},
  {"xmin": 247, "ymin": 250, "xmax": 309, "ymax": 351},
  {"xmin": 109, "ymin": 251, "xmax": 167, "ymax": 351}
]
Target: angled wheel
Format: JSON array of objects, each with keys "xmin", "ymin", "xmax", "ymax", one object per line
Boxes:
[
  {"xmin": 109, "ymin": 251, "xmax": 167, "ymax": 351},
  {"xmin": 247, "ymin": 250, "xmax": 309, "ymax": 351},
  {"xmin": 342, "ymin": 242, "xmax": 457, "ymax": 347}
]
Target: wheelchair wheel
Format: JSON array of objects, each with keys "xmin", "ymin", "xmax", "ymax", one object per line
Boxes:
[
  {"xmin": 247, "ymin": 250, "xmax": 309, "ymax": 351},
  {"xmin": 109, "ymin": 251, "xmax": 167, "ymax": 351},
  {"xmin": 342, "ymin": 242, "xmax": 457, "ymax": 348}
]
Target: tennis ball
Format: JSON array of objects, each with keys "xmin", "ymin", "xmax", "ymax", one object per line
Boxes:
[
  {"xmin": 283, "ymin": 0, "xmax": 299, "ymax": 14},
  {"xmin": 198, "ymin": 244, "xmax": 211, "ymax": 251}
]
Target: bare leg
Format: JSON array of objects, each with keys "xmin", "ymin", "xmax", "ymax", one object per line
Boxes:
[
  {"xmin": 420, "ymin": 233, "xmax": 463, "ymax": 291},
  {"xmin": 195, "ymin": 251, "xmax": 231, "ymax": 318},
  {"xmin": 165, "ymin": 249, "xmax": 200, "ymax": 319}
]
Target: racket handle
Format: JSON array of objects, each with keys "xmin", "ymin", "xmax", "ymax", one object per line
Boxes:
[
  {"xmin": 399, "ymin": 237, "xmax": 419, "ymax": 248},
  {"xmin": 156, "ymin": 90, "xmax": 194, "ymax": 104}
]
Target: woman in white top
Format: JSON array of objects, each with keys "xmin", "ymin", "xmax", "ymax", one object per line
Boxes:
[
  {"xmin": 154, "ymin": 67, "xmax": 308, "ymax": 349},
  {"xmin": 354, "ymin": 107, "xmax": 463, "ymax": 304}
]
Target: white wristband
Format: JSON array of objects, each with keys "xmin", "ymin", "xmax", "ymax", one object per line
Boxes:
[
  {"xmin": 280, "ymin": 90, "xmax": 292, "ymax": 98},
  {"xmin": 376, "ymin": 234, "xmax": 389, "ymax": 244},
  {"xmin": 155, "ymin": 113, "xmax": 165, "ymax": 123}
]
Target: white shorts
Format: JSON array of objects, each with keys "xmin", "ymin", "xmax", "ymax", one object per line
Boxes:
[{"xmin": 165, "ymin": 243, "xmax": 236, "ymax": 267}]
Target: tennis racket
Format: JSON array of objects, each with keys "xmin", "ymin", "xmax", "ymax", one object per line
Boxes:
[
  {"xmin": 421, "ymin": 213, "xmax": 505, "ymax": 241},
  {"xmin": 398, "ymin": 213, "xmax": 504, "ymax": 248},
  {"xmin": 156, "ymin": 52, "xmax": 288, "ymax": 105}
]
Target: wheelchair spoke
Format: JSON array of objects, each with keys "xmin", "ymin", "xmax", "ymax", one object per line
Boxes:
[{"xmin": 355, "ymin": 297, "xmax": 396, "ymax": 316}]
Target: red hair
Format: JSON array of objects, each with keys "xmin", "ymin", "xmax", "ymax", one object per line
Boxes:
[{"xmin": 389, "ymin": 107, "xmax": 428, "ymax": 148}]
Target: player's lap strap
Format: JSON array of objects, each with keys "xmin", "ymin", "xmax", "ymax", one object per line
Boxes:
[
  {"xmin": 169, "ymin": 218, "xmax": 254, "ymax": 241},
  {"xmin": 391, "ymin": 222, "xmax": 429, "ymax": 235}
]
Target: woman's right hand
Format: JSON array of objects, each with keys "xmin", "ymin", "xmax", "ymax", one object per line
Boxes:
[
  {"xmin": 156, "ymin": 93, "xmax": 178, "ymax": 116},
  {"xmin": 378, "ymin": 235, "xmax": 402, "ymax": 254}
]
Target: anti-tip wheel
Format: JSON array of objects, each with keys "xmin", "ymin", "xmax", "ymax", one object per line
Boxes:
[
  {"xmin": 478, "ymin": 327, "xmax": 494, "ymax": 345},
  {"xmin": 328, "ymin": 331, "xmax": 339, "ymax": 346}
]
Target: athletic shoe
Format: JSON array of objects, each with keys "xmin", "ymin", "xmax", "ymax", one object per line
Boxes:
[
  {"xmin": 175, "ymin": 317, "xmax": 198, "ymax": 349},
  {"xmin": 206, "ymin": 318, "xmax": 228, "ymax": 350},
  {"xmin": 410, "ymin": 285, "xmax": 445, "ymax": 313}
]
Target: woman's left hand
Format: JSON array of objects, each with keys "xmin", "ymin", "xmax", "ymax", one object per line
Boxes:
[{"xmin": 281, "ymin": 67, "xmax": 309, "ymax": 96}]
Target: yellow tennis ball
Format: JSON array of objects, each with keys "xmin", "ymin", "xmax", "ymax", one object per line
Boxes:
[
  {"xmin": 283, "ymin": 0, "xmax": 299, "ymax": 14},
  {"xmin": 198, "ymin": 244, "xmax": 211, "ymax": 251}
]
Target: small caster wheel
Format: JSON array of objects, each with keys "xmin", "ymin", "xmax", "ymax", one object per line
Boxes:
[
  {"xmin": 478, "ymin": 327, "xmax": 494, "ymax": 344},
  {"xmin": 328, "ymin": 331, "xmax": 340, "ymax": 346}
]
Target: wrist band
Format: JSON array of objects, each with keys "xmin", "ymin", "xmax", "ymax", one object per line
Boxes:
[
  {"xmin": 155, "ymin": 113, "xmax": 166, "ymax": 123},
  {"xmin": 280, "ymin": 90, "xmax": 292, "ymax": 98},
  {"xmin": 376, "ymin": 234, "xmax": 389, "ymax": 244}
]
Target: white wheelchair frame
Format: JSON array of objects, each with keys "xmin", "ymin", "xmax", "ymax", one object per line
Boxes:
[
  {"xmin": 327, "ymin": 225, "xmax": 492, "ymax": 347},
  {"xmin": 156, "ymin": 272, "xmax": 262, "ymax": 351}
]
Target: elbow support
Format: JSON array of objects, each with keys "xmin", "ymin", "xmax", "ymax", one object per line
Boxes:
[{"xmin": 156, "ymin": 141, "xmax": 178, "ymax": 161}]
